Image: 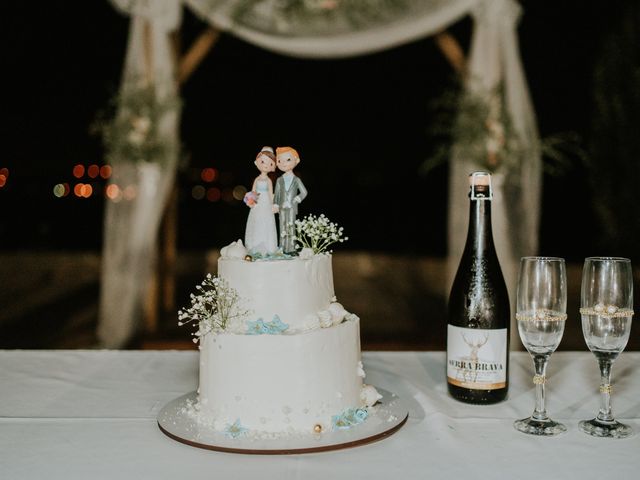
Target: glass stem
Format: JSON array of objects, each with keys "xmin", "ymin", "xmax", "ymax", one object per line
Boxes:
[
  {"xmin": 596, "ymin": 357, "xmax": 614, "ymax": 423},
  {"xmin": 532, "ymin": 354, "xmax": 549, "ymax": 421}
]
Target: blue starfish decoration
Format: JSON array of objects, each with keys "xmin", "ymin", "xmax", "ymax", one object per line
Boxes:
[{"xmin": 263, "ymin": 315, "xmax": 289, "ymax": 334}]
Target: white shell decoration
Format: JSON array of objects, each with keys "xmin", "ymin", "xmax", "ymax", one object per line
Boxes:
[
  {"xmin": 360, "ymin": 384, "xmax": 382, "ymax": 408},
  {"xmin": 318, "ymin": 310, "xmax": 333, "ymax": 328},
  {"xmin": 328, "ymin": 302, "xmax": 347, "ymax": 325},
  {"xmin": 220, "ymin": 240, "xmax": 248, "ymax": 259}
]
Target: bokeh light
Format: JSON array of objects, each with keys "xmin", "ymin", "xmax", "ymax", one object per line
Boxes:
[
  {"xmin": 123, "ymin": 185, "xmax": 137, "ymax": 201},
  {"xmin": 87, "ymin": 164, "xmax": 100, "ymax": 179},
  {"xmin": 232, "ymin": 185, "xmax": 247, "ymax": 201},
  {"xmin": 201, "ymin": 167, "xmax": 217, "ymax": 183},
  {"xmin": 0, "ymin": 167, "xmax": 8, "ymax": 188},
  {"xmin": 106, "ymin": 184, "xmax": 121, "ymax": 202},
  {"xmin": 100, "ymin": 165, "xmax": 112, "ymax": 179},
  {"xmin": 73, "ymin": 164, "xmax": 85, "ymax": 178},
  {"xmin": 207, "ymin": 187, "xmax": 221, "ymax": 202},
  {"xmin": 80, "ymin": 184, "xmax": 93, "ymax": 198},
  {"xmin": 53, "ymin": 184, "xmax": 66, "ymax": 198},
  {"xmin": 192, "ymin": 185, "xmax": 205, "ymax": 200},
  {"xmin": 222, "ymin": 188, "xmax": 234, "ymax": 203},
  {"xmin": 74, "ymin": 183, "xmax": 84, "ymax": 197}
]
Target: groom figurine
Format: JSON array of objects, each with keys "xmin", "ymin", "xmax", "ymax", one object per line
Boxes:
[{"xmin": 273, "ymin": 147, "xmax": 307, "ymax": 255}]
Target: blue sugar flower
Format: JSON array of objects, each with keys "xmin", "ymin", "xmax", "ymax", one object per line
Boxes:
[
  {"xmin": 246, "ymin": 318, "xmax": 266, "ymax": 335},
  {"xmin": 332, "ymin": 408, "xmax": 369, "ymax": 430},
  {"xmin": 224, "ymin": 419, "xmax": 248, "ymax": 438},
  {"xmin": 354, "ymin": 408, "xmax": 368, "ymax": 422}
]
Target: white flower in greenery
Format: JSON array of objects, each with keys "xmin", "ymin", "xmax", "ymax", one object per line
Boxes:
[
  {"xmin": 131, "ymin": 115, "xmax": 151, "ymax": 134},
  {"xmin": 127, "ymin": 129, "xmax": 146, "ymax": 146}
]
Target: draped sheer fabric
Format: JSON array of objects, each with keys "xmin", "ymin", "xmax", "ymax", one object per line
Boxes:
[
  {"xmin": 99, "ymin": 0, "xmax": 539, "ymax": 347},
  {"xmin": 447, "ymin": 1, "xmax": 541, "ymax": 349},
  {"xmin": 98, "ymin": 0, "xmax": 182, "ymax": 347}
]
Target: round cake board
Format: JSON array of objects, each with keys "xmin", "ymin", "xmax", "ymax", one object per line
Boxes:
[{"xmin": 157, "ymin": 388, "xmax": 408, "ymax": 454}]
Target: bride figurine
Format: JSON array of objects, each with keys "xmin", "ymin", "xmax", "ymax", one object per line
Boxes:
[{"xmin": 244, "ymin": 146, "xmax": 278, "ymax": 255}]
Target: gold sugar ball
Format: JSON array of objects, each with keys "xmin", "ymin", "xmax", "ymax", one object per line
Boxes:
[
  {"xmin": 313, "ymin": 424, "xmax": 323, "ymax": 433},
  {"xmin": 244, "ymin": 255, "xmax": 253, "ymax": 262}
]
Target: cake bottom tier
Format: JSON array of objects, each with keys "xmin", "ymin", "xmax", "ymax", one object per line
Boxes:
[{"xmin": 198, "ymin": 318, "xmax": 364, "ymax": 434}]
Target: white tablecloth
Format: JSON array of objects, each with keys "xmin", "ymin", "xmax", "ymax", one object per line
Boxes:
[{"xmin": 1, "ymin": 350, "xmax": 639, "ymax": 479}]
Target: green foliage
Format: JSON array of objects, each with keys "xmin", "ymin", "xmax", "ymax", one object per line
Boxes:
[
  {"xmin": 423, "ymin": 79, "xmax": 586, "ymax": 178},
  {"xmin": 423, "ymin": 80, "xmax": 522, "ymax": 175},
  {"xmin": 95, "ymin": 84, "xmax": 180, "ymax": 166},
  {"xmin": 232, "ymin": 0, "xmax": 413, "ymax": 34}
]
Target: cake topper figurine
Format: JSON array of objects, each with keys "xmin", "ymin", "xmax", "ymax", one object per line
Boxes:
[
  {"xmin": 273, "ymin": 146, "xmax": 308, "ymax": 255},
  {"xmin": 244, "ymin": 146, "xmax": 278, "ymax": 255}
]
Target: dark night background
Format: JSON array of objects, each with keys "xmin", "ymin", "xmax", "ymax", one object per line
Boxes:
[{"xmin": 1, "ymin": 1, "xmax": 639, "ymax": 348}]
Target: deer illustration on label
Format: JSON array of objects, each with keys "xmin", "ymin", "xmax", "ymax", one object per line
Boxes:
[{"xmin": 461, "ymin": 331, "xmax": 488, "ymax": 383}]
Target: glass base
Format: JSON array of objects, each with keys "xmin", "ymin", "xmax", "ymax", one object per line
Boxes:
[
  {"xmin": 514, "ymin": 417, "xmax": 567, "ymax": 436},
  {"xmin": 579, "ymin": 418, "xmax": 633, "ymax": 438}
]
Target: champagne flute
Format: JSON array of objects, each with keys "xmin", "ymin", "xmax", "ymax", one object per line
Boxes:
[
  {"xmin": 579, "ymin": 257, "xmax": 634, "ymax": 438},
  {"xmin": 514, "ymin": 257, "xmax": 567, "ymax": 436}
]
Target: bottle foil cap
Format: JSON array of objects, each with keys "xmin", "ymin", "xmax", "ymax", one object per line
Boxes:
[{"xmin": 469, "ymin": 171, "xmax": 492, "ymax": 200}]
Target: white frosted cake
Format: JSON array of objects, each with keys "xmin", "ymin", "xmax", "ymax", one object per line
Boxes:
[
  {"xmin": 180, "ymin": 240, "xmax": 380, "ymax": 437},
  {"xmin": 172, "ymin": 147, "xmax": 389, "ymax": 443}
]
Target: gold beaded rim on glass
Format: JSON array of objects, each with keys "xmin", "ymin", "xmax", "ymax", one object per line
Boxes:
[
  {"xmin": 516, "ymin": 310, "xmax": 568, "ymax": 322},
  {"xmin": 579, "ymin": 305, "xmax": 634, "ymax": 318}
]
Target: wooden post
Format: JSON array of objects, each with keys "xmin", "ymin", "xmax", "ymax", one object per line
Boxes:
[
  {"xmin": 160, "ymin": 184, "xmax": 178, "ymax": 316},
  {"xmin": 434, "ymin": 31, "xmax": 467, "ymax": 78},
  {"xmin": 152, "ymin": 26, "xmax": 222, "ymax": 336},
  {"xmin": 178, "ymin": 27, "xmax": 221, "ymax": 86}
]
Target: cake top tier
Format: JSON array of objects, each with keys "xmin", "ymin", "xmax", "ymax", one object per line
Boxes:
[{"xmin": 218, "ymin": 252, "xmax": 343, "ymax": 333}]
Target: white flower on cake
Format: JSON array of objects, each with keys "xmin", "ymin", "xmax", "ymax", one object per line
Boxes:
[
  {"xmin": 220, "ymin": 239, "xmax": 248, "ymax": 259},
  {"xmin": 178, "ymin": 273, "xmax": 250, "ymax": 342},
  {"xmin": 294, "ymin": 213, "xmax": 348, "ymax": 254},
  {"xmin": 360, "ymin": 384, "xmax": 382, "ymax": 408}
]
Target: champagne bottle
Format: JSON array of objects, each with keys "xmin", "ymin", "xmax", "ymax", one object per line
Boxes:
[{"xmin": 447, "ymin": 171, "xmax": 510, "ymax": 404}]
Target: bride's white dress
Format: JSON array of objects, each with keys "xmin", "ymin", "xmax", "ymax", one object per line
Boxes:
[{"xmin": 244, "ymin": 178, "xmax": 278, "ymax": 255}]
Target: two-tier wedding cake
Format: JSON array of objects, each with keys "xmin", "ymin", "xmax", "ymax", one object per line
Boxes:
[
  {"xmin": 189, "ymin": 242, "xmax": 378, "ymax": 436},
  {"xmin": 176, "ymin": 147, "xmax": 380, "ymax": 438}
]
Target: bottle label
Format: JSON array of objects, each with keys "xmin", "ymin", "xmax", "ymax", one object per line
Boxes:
[{"xmin": 447, "ymin": 325, "xmax": 507, "ymax": 390}]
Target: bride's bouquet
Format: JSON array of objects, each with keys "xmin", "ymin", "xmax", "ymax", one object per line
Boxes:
[{"xmin": 243, "ymin": 191, "xmax": 258, "ymax": 207}]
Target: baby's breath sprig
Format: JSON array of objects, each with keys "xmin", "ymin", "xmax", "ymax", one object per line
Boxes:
[
  {"xmin": 178, "ymin": 274, "xmax": 249, "ymax": 343},
  {"xmin": 294, "ymin": 214, "xmax": 348, "ymax": 254}
]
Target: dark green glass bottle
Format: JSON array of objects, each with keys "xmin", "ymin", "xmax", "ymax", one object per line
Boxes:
[{"xmin": 447, "ymin": 172, "xmax": 510, "ymax": 404}]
